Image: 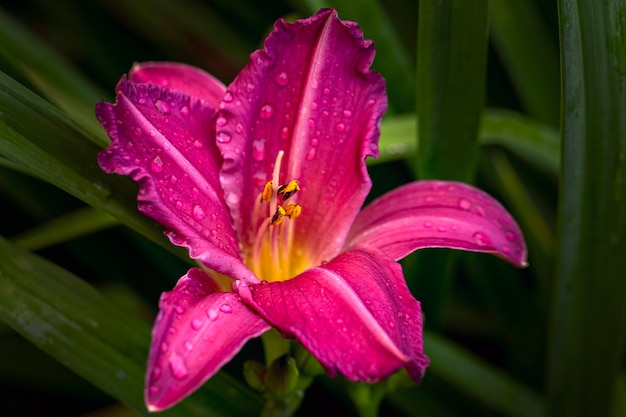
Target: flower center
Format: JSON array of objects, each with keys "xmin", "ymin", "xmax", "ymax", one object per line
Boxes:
[{"xmin": 247, "ymin": 151, "xmax": 309, "ymax": 282}]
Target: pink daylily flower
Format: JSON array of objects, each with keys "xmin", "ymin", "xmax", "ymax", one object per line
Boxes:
[{"xmin": 96, "ymin": 9, "xmax": 527, "ymax": 412}]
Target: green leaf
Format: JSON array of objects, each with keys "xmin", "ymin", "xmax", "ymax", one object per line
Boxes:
[
  {"xmin": 490, "ymin": 0, "xmax": 560, "ymax": 126},
  {"xmin": 0, "ymin": 70, "xmax": 184, "ymax": 258},
  {"xmin": 0, "ymin": 8, "xmax": 108, "ymax": 147},
  {"xmin": 12, "ymin": 206, "xmax": 119, "ymax": 251},
  {"xmin": 0, "ymin": 235, "xmax": 263, "ymax": 416},
  {"xmin": 375, "ymin": 110, "xmax": 560, "ymax": 176},
  {"xmin": 415, "ymin": 0, "xmax": 488, "ymax": 181},
  {"xmin": 424, "ymin": 332, "xmax": 545, "ymax": 417},
  {"xmin": 547, "ymin": 1, "xmax": 626, "ymax": 416}
]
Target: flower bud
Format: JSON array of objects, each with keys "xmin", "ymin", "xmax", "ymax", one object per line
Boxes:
[
  {"xmin": 243, "ymin": 360, "xmax": 266, "ymax": 392},
  {"xmin": 265, "ymin": 354, "xmax": 299, "ymax": 398}
]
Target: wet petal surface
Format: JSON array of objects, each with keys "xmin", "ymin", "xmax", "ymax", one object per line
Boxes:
[
  {"xmin": 97, "ymin": 79, "xmax": 254, "ymax": 280},
  {"xmin": 217, "ymin": 9, "xmax": 386, "ymax": 263},
  {"xmin": 130, "ymin": 62, "xmax": 226, "ymax": 106},
  {"xmin": 237, "ymin": 247, "xmax": 428, "ymax": 382},
  {"xmin": 346, "ymin": 180, "xmax": 527, "ymax": 266},
  {"xmin": 146, "ymin": 268, "xmax": 270, "ymax": 411}
]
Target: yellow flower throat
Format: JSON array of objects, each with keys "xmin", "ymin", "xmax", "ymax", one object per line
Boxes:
[{"xmin": 247, "ymin": 151, "xmax": 308, "ymax": 282}]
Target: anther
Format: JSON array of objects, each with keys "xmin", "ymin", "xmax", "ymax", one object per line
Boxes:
[
  {"xmin": 284, "ymin": 203, "xmax": 302, "ymax": 220},
  {"xmin": 271, "ymin": 206, "xmax": 286, "ymax": 226},
  {"xmin": 277, "ymin": 180, "xmax": 300, "ymax": 201},
  {"xmin": 261, "ymin": 181, "xmax": 273, "ymax": 202}
]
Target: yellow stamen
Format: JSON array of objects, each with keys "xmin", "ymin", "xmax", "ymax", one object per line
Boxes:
[
  {"xmin": 261, "ymin": 181, "xmax": 273, "ymax": 202},
  {"xmin": 271, "ymin": 205, "xmax": 287, "ymax": 226},
  {"xmin": 277, "ymin": 180, "xmax": 300, "ymax": 201},
  {"xmin": 284, "ymin": 203, "xmax": 302, "ymax": 220}
]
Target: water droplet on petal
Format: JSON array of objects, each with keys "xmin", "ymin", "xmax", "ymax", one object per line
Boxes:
[
  {"xmin": 160, "ymin": 341, "xmax": 169, "ymax": 353},
  {"xmin": 306, "ymin": 148, "xmax": 316, "ymax": 161},
  {"xmin": 476, "ymin": 205, "xmax": 486, "ymax": 217},
  {"xmin": 184, "ymin": 341, "xmax": 194, "ymax": 351},
  {"xmin": 168, "ymin": 352, "xmax": 189, "ymax": 380},
  {"xmin": 223, "ymin": 91, "xmax": 234, "ymax": 103},
  {"xmin": 155, "ymin": 100, "xmax": 171, "ymax": 115},
  {"xmin": 191, "ymin": 318, "xmax": 204, "ymax": 330},
  {"xmin": 206, "ymin": 308, "xmax": 218, "ymax": 321},
  {"xmin": 423, "ymin": 222, "xmax": 433, "ymax": 228},
  {"xmin": 311, "ymin": 138, "xmax": 319, "ymax": 147},
  {"xmin": 280, "ymin": 126, "xmax": 289, "ymax": 140},
  {"xmin": 505, "ymin": 231, "xmax": 516, "ymax": 242},
  {"xmin": 458, "ymin": 198, "xmax": 471, "ymax": 210},
  {"xmin": 335, "ymin": 123, "xmax": 346, "ymax": 132},
  {"xmin": 220, "ymin": 304, "xmax": 233, "ymax": 313},
  {"xmin": 275, "ymin": 71, "xmax": 289, "ymax": 86},
  {"xmin": 310, "ymin": 101, "xmax": 318, "ymax": 110},
  {"xmin": 226, "ymin": 192, "xmax": 240, "ymax": 205},
  {"xmin": 438, "ymin": 226, "xmax": 447, "ymax": 232},
  {"xmin": 217, "ymin": 132, "xmax": 232, "ymax": 143},
  {"xmin": 342, "ymin": 110, "xmax": 352, "ymax": 118},
  {"xmin": 180, "ymin": 105, "xmax": 189, "ymax": 116},
  {"xmin": 148, "ymin": 386, "xmax": 159, "ymax": 396},
  {"xmin": 252, "ymin": 139, "xmax": 266, "ymax": 161},
  {"xmin": 192, "ymin": 205, "xmax": 206, "ymax": 221},
  {"xmin": 259, "ymin": 104, "xmax": 274, "ymax": 119},
  {"xmin": 151, "ymin": 366, "xmax": 162, "ymax": 381},
  {"xmin": 473, "ymin": 232, "xmax": 492, "ymax": 247},
  {"xmin": 150, "ymin": 156, "xmax": 164, "ymax": 173},
  {"xmin": 216, "ymin": 116, "xmax": 227, "ymax": 126},
  {"xmin": 235, "ymin": 123, "xmax": 244, "ymax": 133}
]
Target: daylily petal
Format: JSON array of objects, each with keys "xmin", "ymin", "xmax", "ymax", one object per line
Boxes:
[
  {"xmin": 217, "ymin": 9, "xmax": 386, "ymax": 262},
  {"xmin": 346, "ymin": 180, "xmax": 527, "ymax": 266},
  {"xmin": 237, "ymin": 247, "xmax": 428, "ymax": 382},
  {"xmin": 129, "ymin": 62, "xmax": 226, "ymax": 106},
  {"xmin": 145, "ymin": 268, "xmax": 270, "ymax": 411},
  {"xmin": 97, "ymin": 78, "xmax": 254, "ymax": 281}
]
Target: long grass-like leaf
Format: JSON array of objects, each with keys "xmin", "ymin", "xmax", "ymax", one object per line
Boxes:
[
  {"xmin": 548, "ymin": 1, "xmax": 626, "ymax": 416},
  {"xmin": 0, "ymin": 70, "xmax": 185, "ymax": 258},
  {"xmin": 0, "ymin": 235, "xmax": 263, "ymax": 416},
  {"xmin": 490, "ymin": 0, "xmax": 560, "ymax": 126},
  {"xmin": 0, "ymin": 8, "xmax": 108, "ymax": 146}
]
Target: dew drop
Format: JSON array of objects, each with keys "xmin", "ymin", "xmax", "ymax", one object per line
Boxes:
[
  {"xmin": 306, "ymin": 148, "xmax": 316, "ymax": 161},
  {"xmin": 310, "ymin": 101, "xmax": 318, "ymax": 110},
  {"xmin": 476, "ymin": 205, "xmax": 486, "ymax": 217},
  {"xmin": 473, "ymin": 232, "xmax": 492, "ymax": 247},
  {"xmin": 423, "ymin": 222, "xmax": 433, "ymax": 228},
  {"xmin": 226, "ymin": 192, "xmax": 240, "ymax": 205},
  {"xmin": 192, "ymin": 204, "xmax": 206, "ymax": 221},
  {"xmin": 458, "ymin": 198, "xmax": 471, "ymax": 210},
  {"xmin": 175, "ymin": 200, "xmax": 183, "ymax": 210},
  {"xmin": 246, "ymin": 82, "xmax": 255, "ymax": 92},
  {"xmin": 216, "ymin": 132, "xmax": 232, "ymax": 143},
  {"xmin": 335, "ymin": 123, "xmax": 346, "ymax": 132},
  {"xmin": 275, "ymin": 71, "xmax": 289, "ymax": 86},
  {"xmin": 150, "ymin": 156, "xmax": 164, "ymax": 173},
  {"xmin": 133, "ymin": 127, "xmax": 142, "ymax": 136},
  {"xmin": 155, "ymin": 100, "xmax": 171, "ymax": 115},
  {"xmin": 175, "ymin": 305, "xmax": 185, "ymax": 315},
  {"xmin": 168, "ymin": 352, "xmax": 189, "ymax": 380},
  {"xmin": 235, "ymin": 123, "xmax": 244, "ymax": 133},
  {"xmin": 148, "ymin": 386, "xmax": 159, "ymax": 396},
  {"xmin": 206, "ymin": 308, "xmax": 219, "ymax": 321},
  {"xmin": 220, "ymin": 304, "xmax": 233, "ymax": 313},
  {"xmin": 438, "ymin": 226, "xmax": 447, "ymax": 232},
  {"xmin": 280, "ymin": 126, "xmax": 289, "ymax": 140},
  {"xmin": 183, "ymin": 341, "xmax": 194, "ymax": 351},
  {"xmin": 223, "ymin": 91, "xmax": 234, "ymax": 103},
  {"xmin": 259, "ymin": 104, "xmax": 274, "ymax": 119},
  {"xmin": 342, "ymin": 110, "xmax": 352, "ymax": 118},
  {"xmin": 505, "ymin": 231, "xmax": 516, "ymax": 242},
  {"xmin": 252, "ymin": 139, "xmax": 266, "ymax": 161},
  {"xmin": 307, "ymin": 118, "xmax": 315, "ymax": 127},
  {"xmin": 311, "ymin": 138, "xmax": 319, "ymax": 147},
  {"xmin": 191, "ymin": 318, "xmax": 204, "ymax": 330},
  {"xmin": 151, "ymin": 367, "xmax": 162, "ymax": 381},
  {"xmin": 160, "ymin": 341, "xmax": 169, "ymax": 353},
  {"xmin": 216, "ymin": 116, "xmax": 227, "ymax": 126},
  {"xmin": 180, "ymin": 105, "xmax": 189, "ymax": 116},
  {"xmin": 323, "ymin": 87, "xmax": 331, "ymax": 95}
]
